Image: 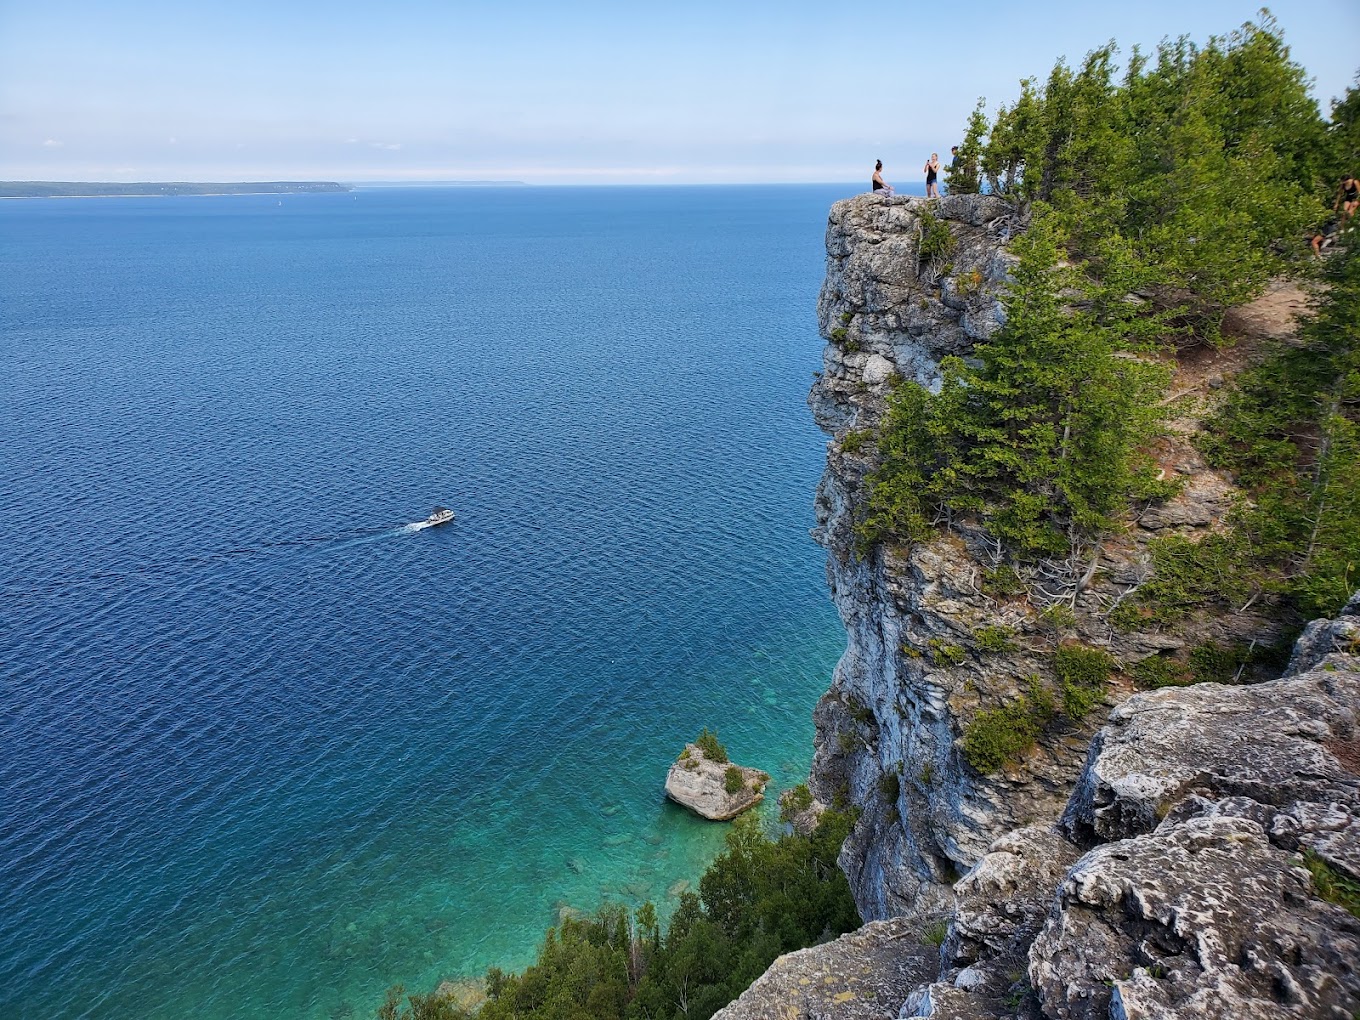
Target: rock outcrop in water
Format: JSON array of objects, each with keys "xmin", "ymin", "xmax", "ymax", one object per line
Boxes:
[
  {"xmin": 664, "ymin": 743, "xmax": 769, "ymax": 821},
  {"xmin": 714, "ymin": 192, "xmax": 1359, "ymax": 1020}
]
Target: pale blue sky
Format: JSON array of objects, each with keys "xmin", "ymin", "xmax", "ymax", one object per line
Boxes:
[{"xmin": 1, "ymin": 0, "xmax": 1356, "ymax": 183}]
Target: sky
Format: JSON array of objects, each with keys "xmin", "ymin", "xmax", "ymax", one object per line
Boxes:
[{"xmin": 1, "ymin": 0, "xmax": 1356, "ymax": 184}]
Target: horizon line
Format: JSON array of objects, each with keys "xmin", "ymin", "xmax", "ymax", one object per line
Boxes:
[{"xmin": 0, "ymin": 178, "xmax": 892, "ymax": 189}]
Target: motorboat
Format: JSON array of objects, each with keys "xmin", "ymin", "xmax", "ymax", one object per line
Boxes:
[{"xmin": 425, "ymin": 506, "xmax": 455, "ymax": 527}]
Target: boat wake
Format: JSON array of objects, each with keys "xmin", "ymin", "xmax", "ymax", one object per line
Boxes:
[{"xmin": 7, "ymin": 516, "xmax": 453, "ymax": 597}]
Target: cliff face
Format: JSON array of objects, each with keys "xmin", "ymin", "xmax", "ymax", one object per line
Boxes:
[
  {"xmin": 714, "ymin": 577, "xmax": 1360, "ymax": 1020},
  {"xmin": 805, "ymin": 192, "xmax": 1290, "ymax": 921},
  {"xmin": 713, "ymin": 191, "xmax": 1360, "ymax": 1020}
]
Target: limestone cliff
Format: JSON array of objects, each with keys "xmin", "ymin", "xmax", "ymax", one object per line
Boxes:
[
  {"xmin": 714, "ymin": 587, "xmax": 1359, "ymax": 1020},
  {"xmin": 806, "ymin": 192, "xmax": 1284, "ymax": 921},
  {"xmin": 714, "ymin": 191, "xmax": 1359, "ymax": 1020}
]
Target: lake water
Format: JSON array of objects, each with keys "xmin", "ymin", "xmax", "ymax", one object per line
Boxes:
[{"xmin": 0, "ymin": 185, "xmax": 854, "ymax": 1020}]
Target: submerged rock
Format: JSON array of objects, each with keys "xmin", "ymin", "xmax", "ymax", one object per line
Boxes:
[{"xmin": 664, "ymin": 743, "xmax": 769, "ymax": 821}]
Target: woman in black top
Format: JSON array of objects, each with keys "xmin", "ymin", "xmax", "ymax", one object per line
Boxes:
[
  {"xmin": 872, "ymin": 160, "xmax": 894, "ymax": 197},
  {"xmin": 924, "ymin": 153, "xmax": 941, "ymax": 198},
  {"xmin": 1339, "ymin": 175, "xmax": 1359, "ymax": 224}
]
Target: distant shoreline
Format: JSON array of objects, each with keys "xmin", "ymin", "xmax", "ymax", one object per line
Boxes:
[{"xmin": 0, "ymin": 181, "xmax": 352, "ymax": 199}]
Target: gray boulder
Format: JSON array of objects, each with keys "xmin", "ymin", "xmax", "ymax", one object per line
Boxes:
[
  {"xmin": 1032, "ymin": 598, "xmax": 1360, "ymax": 1019},
  {"xmin": 711, "ymin": 918, "xmax": 939, "ymax": 1020},
  {"xmin": 1030, "ymin": 812, "xmax": 1360, "ymax": 1020},
  {"xmin": 664, "ymin": 744, "xmax": 769, "ymax": 821}
]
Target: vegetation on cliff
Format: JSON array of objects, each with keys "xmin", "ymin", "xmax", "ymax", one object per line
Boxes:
[
  {"xmin": 862, "ymin": 15, "xmax": 1358, "ymax": 624},
  {"xmin": 378, "ymin": 813, "xmax": 859, "ymax": 1020},
  {"xmin": 859, "ymin": 214, "xmax": 1171, "ymax": 560},
  {"xmin": 852, "ymin": 15, "xmax": 1359, "ymax": 780}
]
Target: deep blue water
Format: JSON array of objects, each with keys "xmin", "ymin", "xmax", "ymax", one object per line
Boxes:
[{"xmin": 0, "ymin": 185, "xmax": 855, "ymax": 1019}]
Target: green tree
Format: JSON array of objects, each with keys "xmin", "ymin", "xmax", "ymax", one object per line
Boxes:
[
  {"xmin": 861, "ymin": 213, "xmax": 1169, "ymax": 559},
  {"xmin": 394, "ymin": 814, "xmax": 860, "ymax": 1020},
  {"xmin": 946, "ymin": 99, "xmax": 988, "ymax": 195},
  {"xmin": 976, "ymin": 14, "xmax": 1327, "ymax": 332},
  {"xmin": 1325, "ymin": 75, "xmax": 1360, "ymax": 204}
]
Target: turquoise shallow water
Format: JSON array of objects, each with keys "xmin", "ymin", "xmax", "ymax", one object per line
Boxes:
[{"xmin": 0, "ymin": 185, "xmax": 852, "ymax": 1020}]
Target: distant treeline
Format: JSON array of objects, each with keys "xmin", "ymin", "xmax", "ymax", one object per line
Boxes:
[{"xmin": 0, "ymin": 181, "xmax": 352, "ymax": 198}]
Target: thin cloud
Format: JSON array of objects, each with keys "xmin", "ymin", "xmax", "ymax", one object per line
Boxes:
[
  {"xmin": 368, "ymin": 142, "xmax": 402, "ymax": 151},
  {"xmin": 42, "ymin": 138, "xmax": 62, "ymax": 147}
]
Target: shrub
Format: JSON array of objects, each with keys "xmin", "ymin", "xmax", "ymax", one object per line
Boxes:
[
  {"xmin": 779, "ymin": 783, "xmax": 814, "ymax": 823},
  {"xmin": 962, "ymin": 678, "xmax": 1057, "ymax": 773},
  {"xmin": 1130, "ymin": 656, "xmax": 1189, "ymax": 689},
  {"xmin": 840, "ymin": 429, "xmax": 873, "ymax": 455},
  {"xmin": 928, "ymin": 639, "xmax": 967, "ymax": 667},
  {"xmin": 1187, "ymin": 641, "xmax": 1250, "ymax": 684},
  {"xmin": 982, "ymin": 565, "xmax": 1026, "ymax": 598},
  {"xmin": 844, "ymin": 696, "xmax": 876, "ymax": 725},
  {"xmin": 378, "ymin": 986, "xmax": 467, "ymax": 1020},
  {"xmin": 1040, "ymin": 604, "xmax": 1077, "ymax": 634},
  {"xmin": 955, "ymin": 267, "xmax": 985, "ymax": 298},
  {"xmin": 724, "ymin": 766, "xmax": 745, "ymax": 795},
  {"xmin": 921, "ymin": 919, "xmax": 950, "ymax": 948},
  {"xmin": 1053, "ymin": 643, "xmax": 1114, "ymax": 719},
  {"xmin": 1303, "ymin": 850, "xmax": 1360, "ymax": 919},
  {"xmin": 918, "ymin": 209, "xmax": 956, "ymax": 266},
  {"xmin": 694, "ymin": 728, "xmax": 728, "ymax": 763},
  {"xmin": 973, "ymin": 624, "xmax": 1015, "ymax": 653},
  {"xmin": 877, "ymin": 771, "xmax": 900, "ymax": 803}
]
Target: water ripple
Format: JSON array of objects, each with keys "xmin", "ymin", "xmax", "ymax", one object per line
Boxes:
[{"xmin": 0, "ymin": 185, "xmax": 851, "ymax": 1020}]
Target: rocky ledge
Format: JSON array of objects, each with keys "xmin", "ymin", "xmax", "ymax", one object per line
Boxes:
[
  {"xmin": 727, "ymin": 595, "xmax": 1360, "ymax": 1019},
  {"xmin": 664, "ymin": 743, "xmax": 770, "ymax": 821}
]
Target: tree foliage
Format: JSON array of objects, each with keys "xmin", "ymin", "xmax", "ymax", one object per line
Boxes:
[
  {"xmin": 859, "ymin": 214, "xmax": 1169, "ymax": 559},
  {"xmin": 1325, "ymin": 76, "xmax": 1360, "ymax": 192},
  {"xmin": 977, "ymin": 14, "xmax": 1328, "ymax": 327},
  {"xmin": 1193, "ymin": 239, "xmax": 1360, "ymax": 620},
  {"xmin": 379, "ymin": 813, "xmax": 860, "ymax": 1020},
  {"xmin": 944, "ymin": 99, "xmax": 987, "ymax": 195},
  {"xmin": 861, "ymin": 13, "xmax": 1354, "ymax": 608},
  {"xmin": 693, "ymin": 728, "xmax": 728, "ymax": 764}
]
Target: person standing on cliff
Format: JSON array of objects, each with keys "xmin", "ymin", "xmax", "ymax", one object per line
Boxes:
[
  {"xmin": 946, "ymin": 146, "xmax": 961, "ymax": 193},
  {"xmin": 924, "ymin": 153, "xmax": 941, "ymax": 198},
  {"xmin": 1338, "ymin": 175, "xmax": 1359, "ymax": 226},
  {"xmin": 872, "ymin": 160, "xmax": 894, "ymax": 197}
]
